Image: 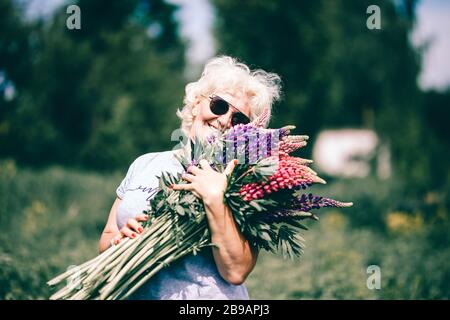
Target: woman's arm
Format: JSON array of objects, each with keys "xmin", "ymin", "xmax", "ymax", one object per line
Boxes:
[
  {"xmin": 203, "ymin": 195, "xmax": 259, "ymax": 285},
  {"xmin": 99, "ymin": 197, "xmax": 122, "ymax": 253},
  {"xmin": 171, "ymin": 159, "xmax": 258, "ymax": 285}
]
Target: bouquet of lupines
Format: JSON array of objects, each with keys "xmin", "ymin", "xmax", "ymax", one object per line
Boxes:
[{"xmin": 47, "ymin": 110, "xmax": 352, "ymax": 300}]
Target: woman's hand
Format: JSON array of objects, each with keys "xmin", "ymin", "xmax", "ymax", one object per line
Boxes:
[
  {"xmin": 111, "ymin": 214, "xmax": 148, "ymax": 245},
  {"xmin": 171, "ymin": 159, "xmax": 238, "ymax": 205}
]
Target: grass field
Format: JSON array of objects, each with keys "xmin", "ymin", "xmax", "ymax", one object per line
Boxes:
[{"xmin": 1, "ymin": 159, "xmax": 449, "ymax": 299}]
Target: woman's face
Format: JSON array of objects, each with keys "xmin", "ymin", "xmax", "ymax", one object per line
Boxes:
[{"xmin": 189, "ymin": 91, "xmax": 251, "ymax": 141}]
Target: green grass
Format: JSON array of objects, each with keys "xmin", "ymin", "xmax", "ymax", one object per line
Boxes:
[
  {"xmin": 0, "ymin": 160, "xmax": 119, "ymax": 299},
  {"xmin": 0, "ymin": 160, "xmax": 449, "ymax": 299},
  {"xmin": 246, "ymin": 212, "xmax": 450, "ymax": 299}
]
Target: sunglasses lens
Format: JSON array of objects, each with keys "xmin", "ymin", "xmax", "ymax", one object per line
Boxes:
[
  {"xmin": 210, "ymin": 97, "xmax": 229, "ymax": 115},
  {"xmin": 231, "ymin": 113, "xmax": 250, "ymax": 126}
]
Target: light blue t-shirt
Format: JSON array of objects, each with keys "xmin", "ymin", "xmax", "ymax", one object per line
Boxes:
[{"xmin": 116, "ymin": 149, "xmax": 249, "ymax": 300}]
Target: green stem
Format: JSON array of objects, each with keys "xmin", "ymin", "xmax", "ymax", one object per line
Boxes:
[{"xmin": 105, "ymin": 222, "xmax": 208, "ymax": 300}]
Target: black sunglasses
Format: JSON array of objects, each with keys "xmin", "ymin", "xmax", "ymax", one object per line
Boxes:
[{"xmin": 202, "ymin": 94, "xmax": 251, "ymax": 127}]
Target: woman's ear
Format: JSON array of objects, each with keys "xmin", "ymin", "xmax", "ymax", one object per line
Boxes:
[{"xmin": 192, "ymin": 106, "xmax": 198, "ymax": 117}]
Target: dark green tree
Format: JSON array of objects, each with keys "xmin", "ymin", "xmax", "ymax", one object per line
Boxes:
[
  {"xmin": 212, "ymin": 0, "xmax": 449, "ymax": 197},
  {"xmin": 0, "ymin": 0, "xmax": 187, "ymax": 170},
  {"xmin": 0, "ymin": 0, "xmax": 33, "ymax": 155}
]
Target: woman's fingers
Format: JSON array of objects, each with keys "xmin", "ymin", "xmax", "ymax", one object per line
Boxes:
[
  {"xmin": 224, "ymin": 159, "xmax": 238, "ymax": 176},
  {"xmin": 171, "ymin": 182, "xmax": 200, "ymax": 198},
  {"xmin": 187, "ymin": 165, "xmax": 201, "ymax": 175},
  {"xmin": 112, "ymin": 233, "xmax": 123, "ymax": 245},
  {"xmin": 181, "ymin": 173, "xmax": 195, "ymax": 182},
  {"xmin": 127, "ymin": 218, "xmax": 144, "ymax": 234},
  {"xmin": 171, "ymin": 183, "xmax": 194, "ymax": 191},
  {"xmin": 199, "ymin": 159, "xmax": 212, "ymax": 170},
  {"xmin": 114, "ymin": 217, "xmax": 145, "ymax": 245},
  {"xmin": 113, "ymin": 216, "xmax": 146, "ymax": 246},
  {"xmin": 172, "ymin": 184, "xmax": 200, "ymax": 196},
  {"xmin": 135, "ymin": 214, "xmax": 149, "ymax": 223},
  {"xmin": 120, "ymin": 226, "xmax": 137, "ymax": 239}
]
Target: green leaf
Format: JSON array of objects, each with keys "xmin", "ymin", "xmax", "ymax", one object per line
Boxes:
[
  {"xmin": 259, "ymin": 231, "xmax": 272, "ymax": 242},
  {"xmin": 290, "ymin": 220, "xmax": 309, "ymax": 230},
  {"xmin": 249, "ymin": 200, "xmax": 264, "ymax": 212}
]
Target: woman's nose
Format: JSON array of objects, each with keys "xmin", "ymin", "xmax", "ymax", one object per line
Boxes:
[{"xmin": 218, "ymin": 112, "xmax": 233, "ymax": 129}]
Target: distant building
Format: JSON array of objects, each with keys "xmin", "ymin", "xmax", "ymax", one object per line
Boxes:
[{"xmin": 312, "ymin": 129, "xmax": 391, "ymax": 179}]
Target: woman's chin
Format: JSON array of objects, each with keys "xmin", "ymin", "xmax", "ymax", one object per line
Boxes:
[{"xmin": 191, "ymin": 125, "xmax": 214, "ymax": 142}]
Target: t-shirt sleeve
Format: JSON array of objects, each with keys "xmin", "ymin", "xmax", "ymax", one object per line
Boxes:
[
  {"xmin": 116, "ymin": 157, "xmax": 139, "ymax": 199},
  {"xmin": 115, "ymin": 152, "xmax": 160, "ymax": 199}
]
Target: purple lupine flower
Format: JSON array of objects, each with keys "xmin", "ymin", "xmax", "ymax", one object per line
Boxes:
[
  {"xmin": 291, "ymin": 193, "xmax": 353, "ymax": 212},
  {"xmin": 263, "ymin": 193, "xmax": 352, "ymax": 223},
  {"xmin": 266, "ymin": 132, "xmax": 272, "ymax": 156},
  {"xmin": 263, "ymin": 208, "xmax": 318, "ymax": 223},
  {"xmin": 206, "ymin": 123, "xmax": 297, "ymax": 165},
  {"xmin": 256, "ymin": 131, "xmax": 260, "ymax": 160},
  {"xmin": 245, "ymin": 133, "xmax": 250, "ymax": 164},
  {"xmin": 221, "ymin": 124, "xmax": 284, "ymax": 164},
  {"xmin": 263, "ymin": 209, "xmax": 294, "ymax": 222},
  {"xmin": 207, "ymin": 135, "xmax": 217, "ymax": 144}
]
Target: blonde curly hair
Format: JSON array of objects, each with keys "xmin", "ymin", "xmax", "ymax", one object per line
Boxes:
[{"xmin": 176, "ymin": 56, "xmax": 282, "ymax": 136}]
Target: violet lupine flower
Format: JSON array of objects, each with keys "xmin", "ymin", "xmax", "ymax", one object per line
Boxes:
[
  {"xmin": 239, "ymin": 156, "xmax": 326, "ymax": 201},
  {"xmin": 209, "ymin": 123, "xmax": 259, "ymax": 164},
  {"xmin": 291, "ymin": 193, "xmax": 353, "ymax": 212},
  {"xmin": 206, "ymin": 121, "xmax": 310, "ymax": 167},
  {"xmin": 222, "ymin": 123, "xmax": 260, "ymax": 143},
  {"xmin": 278, "ymin": 125, "xmax": 294, "ymax": 139},
  {"xmin": 217, "ymin": 123, "xmax": 289, "ymax": 164},
  {"xmin": 264, "ymin": 194, "xmax": 353, "ymax": 223},
  {"xmin": 207, "ymin": 135, "xmax": 217, "ymax": 144},
  {"xmin": 263, "ymin": 208, "xmax": 317, "ymax": 223}
]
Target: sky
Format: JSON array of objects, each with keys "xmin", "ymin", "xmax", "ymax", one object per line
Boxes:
[
  {"xmin": 22, "ymin": 0, "xmax": 450, "ymax": 90},
  {"xmin": 412, "ymin": 0, "xmax": 450, "ymax": 90}
]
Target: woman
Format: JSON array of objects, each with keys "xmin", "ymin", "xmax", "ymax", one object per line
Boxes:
[{"xmin": 98, "ymin": 56, "xmax": 281, "ymax": 299}]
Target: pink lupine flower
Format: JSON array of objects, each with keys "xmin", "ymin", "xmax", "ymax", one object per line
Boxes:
[
  {"xmin": 279, "ymin": 134, "xmax": 309, "ymax": 156},
  {"xmin": 239, "ymin": 156, "xmax": 326, "ymax": 201}
]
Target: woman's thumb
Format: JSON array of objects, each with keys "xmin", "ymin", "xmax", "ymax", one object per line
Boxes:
[{"xmin": 224, "ymin": 159, "xmax": 238, "ymax": 176}]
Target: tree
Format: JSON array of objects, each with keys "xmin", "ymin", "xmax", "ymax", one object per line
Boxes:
[
  {"xmin": 212, "ymin": 0, "xmax": 449, "ymax": 196},
  {"xmin": 0, "ymin": 0, "xmax": 187, "ymax": 170}
]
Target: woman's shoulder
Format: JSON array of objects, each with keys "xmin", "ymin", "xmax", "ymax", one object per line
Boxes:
[
  {"xmin": 130, "ymin": 149, "xmax": 179, "ymax": 169},
  {"xmin": 132, "ymin": 151, "xmax": 159, "ymax": 165}
]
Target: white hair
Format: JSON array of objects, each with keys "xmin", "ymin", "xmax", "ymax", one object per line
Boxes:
[{"xmin": 176, "ymin": 56, "xmax": 282, "ymax": 137}]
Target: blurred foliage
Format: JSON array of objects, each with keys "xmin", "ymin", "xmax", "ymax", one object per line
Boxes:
[
  {"xmin": 0, "ymin": 0, "xmax": 186, "ymax": 171},
  {"xmin": 1, "ymin": 161, "xmax": 448, "ymax": 299},
  {"xmin": 212, "ymin": 0, "xmax": 450, "ymax": 202},
  {"xmin": 386, "ymin": 211, "xmax": 424, "ymax": 234},
  {"xmin": 0, "ymin": 159, "xmax": 119, "ymax": 299},
  {"xmin": 246, "ymin": 212, "xmax": 450, "ymax": 299},
  {"xmin": 307, "ymin": 175, "xmax": 450, "ymax": 249}
]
